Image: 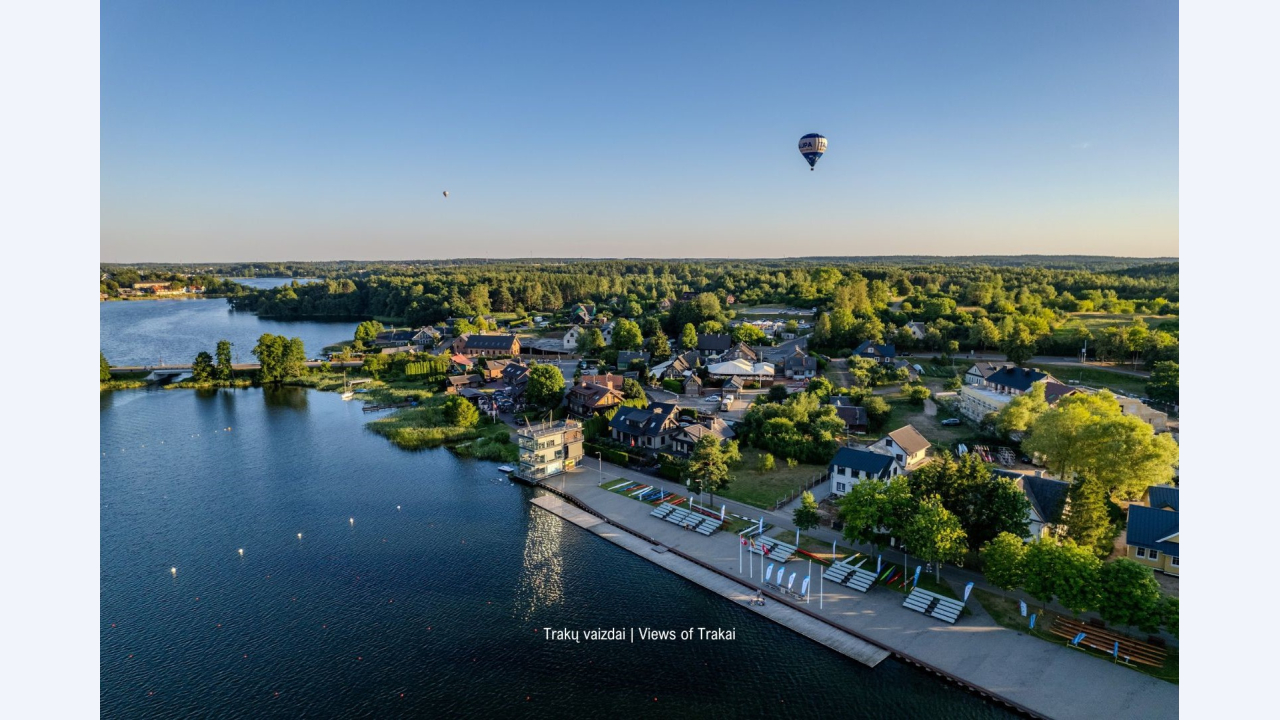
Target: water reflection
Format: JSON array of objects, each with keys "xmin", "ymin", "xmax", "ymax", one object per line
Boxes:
[
  {"xmin": 262, "ymin": 386, "xmax": 309, "ymax": 411},
  {"xmin": 513, "ymin": 499, "xmax": 566, "ymax": 620}
]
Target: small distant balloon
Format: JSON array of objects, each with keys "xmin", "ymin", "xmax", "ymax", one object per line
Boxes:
[
  {"xmin": 442, "ymin": 191, "xmax": 449, "ymax": 198},
  {"xmin": 798, "ymin": 133, "xmax": 827, "ymax": 171}
]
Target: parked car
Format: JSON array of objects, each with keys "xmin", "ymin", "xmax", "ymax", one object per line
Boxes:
[
  {"xmin": 706, "ymin": 394, "xmax": 721, "ymax": 402},
  {"xmin": 940, "ymin": 418, "xmax": 961, "ymax": 426}
]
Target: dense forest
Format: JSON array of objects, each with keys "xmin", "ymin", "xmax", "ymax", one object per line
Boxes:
[{"xmin": 100, "ymin": 257, "xmax": 1178, "ymax": 364}]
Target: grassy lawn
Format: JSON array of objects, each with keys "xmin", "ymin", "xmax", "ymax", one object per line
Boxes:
[
  {"xmin": 1039, "ymin": 366, "xmax": 1149, "ymax": 397},
  {"xmin": 1061, "ymin": 313, "xmax": 1178, "ymax": 335},
  {"xmin": 364, "ymin": 393, "xmax": 517, "ymax": 460},
  {"xmin": 972, "ymin": 589, "xmax": 1178, "ymax": 684},
  {"xmin": 874, "ymin": 393, "xmax": 976, "ymax": 450},
  {"xmin": 717, "ymin": 448, "xmax": 827, "ymax": 510}
]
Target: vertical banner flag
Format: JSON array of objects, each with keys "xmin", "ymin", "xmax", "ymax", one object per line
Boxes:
[
  {"xmin": 1030, "ymin": 614, "xmax": 1037, "ymax": 629},
  {"xmin": 912, "ymin": 565, "xmax": 921, "ymax": 589},
  {"xmin": 796, "ymin": 528, "xmax": 800, "ymax": 546},
  {"xmin": 721, "ymin": 505, "xmax": 725, "ymax": 521},
  {"xmin": 788, "ymin": 573, "xmax": 796, "ymax": 591},
  {"xmin": 876, "ymin": 554, "xmax": 882, "ymax": 575},
  {"xmin": 758, "ymin": 517, "xmax": 763, "ymax": 535},
  {"xmin": 766, "ymin": 564, "xmax": 774, "ymax": 583},
  {"xmin": 832, "ymin": 539, "xmax": 837, "ymax": 563},
  {"xmin": 1019, "ymin": 600, "xmax": 1027, "ymax": 617},
  {"xmin": 801, "ymin": 576, "xmax": 810, "ymax": 597},
  {"xmin": 1072, "ymin": 632, "xmax": 1086, "ymax": 646},
  {"xmin": 1113, "ymin": 641, "xmax": 1120, "ymax": 658},
  {"xmin": 963, "ymin": 582, "xmax": 974, "ymax": 603}
]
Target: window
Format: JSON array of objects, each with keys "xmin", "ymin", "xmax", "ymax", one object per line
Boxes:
[
  {"xmin": 835, "ymin": 482, "xmax": 847, "ymax": 493},
  {"xmin": 1135, "ymin": 547, "xmax": 1146, "ymax": 558},
  {"xmin": 1170, "ymin": 556, "xmax": 1179, "ymax": 567},
  {"xmin": 1149, "ymin": 550, "xmax": 1159, "ymax": 561}
]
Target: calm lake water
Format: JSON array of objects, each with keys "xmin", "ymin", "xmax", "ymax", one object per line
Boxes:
[
  {"xmin": 100, "ymin": 309, "xmax": 1016, "ymax": 719},
  {"xmin": 100, "ymin": 289, "xmax": 353, "ymax": 367}
]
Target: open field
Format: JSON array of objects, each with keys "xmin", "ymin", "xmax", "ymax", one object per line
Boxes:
[
  {"xmin": 717, "ymin": 448, "xmax": 827, "ymax": 510},
  {"xmin": 1055, "ymin": 313, "xmax": 1178, "ymax": 339},
  {"xmin": 1044, "ymin": 366, "xmax": 1149, "ymax": 397}
]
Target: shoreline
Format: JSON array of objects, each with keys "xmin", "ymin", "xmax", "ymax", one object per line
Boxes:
[{"xmin": 530, "ymin": 464, "xmax": 1178, "ymax": 720}]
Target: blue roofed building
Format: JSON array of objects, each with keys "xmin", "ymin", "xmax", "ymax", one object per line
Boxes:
[
  {"xmin": 828, "ymin": 445, "xmax": 902, "ymax": 497},
  {"xmin": 1125, "ymin": 485, "xmax": 1179, "ymax": 576}
]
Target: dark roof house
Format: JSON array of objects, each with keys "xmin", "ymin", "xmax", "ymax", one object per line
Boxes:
[
  {"xmin": 696, "ymin": 334, "xmax": 734, "ymax": 357},
  {"xmin": 829, "ymin": 446, "xmax": 898, "ymax": 479},
  {"xmin": 853, "ymin": 341, "xmax": 897, "ymax": 363}
]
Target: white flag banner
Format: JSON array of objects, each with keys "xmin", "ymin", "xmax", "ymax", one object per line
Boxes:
[
  {"xmin": 801, "ymin": 576, "xmax": 811, "ymax": 596},
  {"xmin": 1020, "ymin": 600, "xmax": 1028, "ymax": 617},
  {"xmin": 787, "ymin": 573, "xmax": 796, "ymax": 591},
  {"xmin": 963, "ymin": 581, "xmax": 974, "ymax": 603},
  {"xmin": 766, "ymin": 564, "xmax": 774, "ymax": 583},
  {"xmin": 721, "ymin": 505, "xmax": 725, "ymax": 521}
]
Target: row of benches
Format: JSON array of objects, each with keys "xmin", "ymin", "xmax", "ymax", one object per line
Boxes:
[
  {"xmin": 822, "ymin": 558, "xmax": 878, "ymax": 593},
  {"xmin": 650, "ymin": 503, "xmax": 723, "ymax": 535},
  {"xmin": 747, "ymin": 536, "xmax": 796, "ymax": 564},
  {"xmin": 902, "ymin": 588, "xmax": 965, "ymax": 624}
]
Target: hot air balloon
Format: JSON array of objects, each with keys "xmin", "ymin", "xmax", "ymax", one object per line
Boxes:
[
  {"xmin": 798, "ymin": 133, "xmax": 827, "ymax": 171},
  {"xmin": 442, "ymin": 191, "xmax": 449, "ymax": 198}
]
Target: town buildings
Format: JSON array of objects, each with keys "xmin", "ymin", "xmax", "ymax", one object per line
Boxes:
[{"xmin": 515, "ymin": 420, "xmax": 585, "ymax": 482}]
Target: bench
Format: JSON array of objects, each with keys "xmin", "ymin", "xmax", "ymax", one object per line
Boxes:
[
  {"xmin": 1048, "ymin": 617, "xmax": 1167, "ymax": 667},
  {"xmin": 902, "ymin": 588, "xmax": 964, "ymax": 624},
  {"xmin": 696, "ymin": 519, "xmax": 722, "ymax": 535},
  {"xmin": 650, "ymin": 503, "xmax": 675, "ymax": 519},
  {"xmin": 844, "ymin": 568, "xmax": 877, "ymax": 593}
]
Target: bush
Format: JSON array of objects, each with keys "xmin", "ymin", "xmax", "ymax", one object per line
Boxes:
[
  {"xmin": 758, "ymin": 453, "xmax": 775, "ymax": 472},
  {"xmin": 662, "ymin": 378, "xmax": 683, "ymax": 394}
]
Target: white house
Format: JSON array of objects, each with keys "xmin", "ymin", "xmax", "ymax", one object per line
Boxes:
[
  {"xmin": 878, "ymin": 425, "xmax": 931, "ymax": 470},
  {"xmin": 562, "ymin": 325, "xmax": 582, "ymax": 350},
  {"xmin": 828, "ymin": 446, "xmax": 901, "ymax": 496}
]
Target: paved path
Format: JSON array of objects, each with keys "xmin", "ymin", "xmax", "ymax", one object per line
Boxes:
[
  {"xmin": 542, "ymin": 463, "xmax": 1178, "ymax": 720},
  {"xmin": 530, "ymin": 494, "xmax": 892, "ymax": 668}
]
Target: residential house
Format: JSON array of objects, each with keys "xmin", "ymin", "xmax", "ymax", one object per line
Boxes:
[
  {"xmin": 964, "ymin": 361, "xmax": 1015, "ymax": 386},
  {"xmin": 853, "ymin": 341, "xmax": 897, "ymax": 364},
  {"xmin": 658, "ymin": 298, "xmax": 673, "ymax": 311},
  {"xmin": 958, "ymin": 366, "xmax": 1066, "ymax": 421},
  {"xmin": 569, "ymin": 304, "xmax": 594, "ymax": 325},
  {"xmin": 609, "ymin": 402, "xmax": 684, "ymax": 451},
  {"xmin": 601, "ymin": 320, "xmax": 616, "ymax": 345},
  {"xmin": 724, "ymin": 294, "xmax": 736, "ymax": 305},
  {"xmin": 477, "ymin": 361, "xmax": 506, "ymax": 383},
  {"xmin": 993, "ymin": 469, "xmax": 1070, "ymax": 540},
  {"xmin": 696, "ymin": 334, "xmax": 734, "ymax": 359},
  {"xmin": 556, "ymin": 325, "xmax": 582, "ymax": 350},
  {"xmin": 1125, "ymin": 486, "xmax": 1179, "ymax": 575},
  {"xmin": 680, "ymin": 291, "xmax": 698, "ymax": 302},
  {"xmin": 515, "ymin": 420, "xmax": 585, "ymax": 482},
  {"xmin": 566, "ymin": 380, "xmax": 625, "ymax": 418},
  {"xmin": 683, "ymin": 374, "xmax": 703, "ymax": 396},
  {"xmin": 720, "ymin": 342, "xmax": 759, "ymax": 364},
  {"xmin": 616, "ymin": 351, "xmax": 651, "ymax": 369},
  {"xmin": 449, "ymin": 353, "xmax": 475, "ymax": 373},
  {"xmin": 828, "ymin": 446, "xmax": 901, "ymax": 496},
  {"xmin": 579, "ymin": 373, "xmax": 624, "ymax": 390},
  {"xmin": 502, "ymin": 360, "xmax": 531, "ymax": 402},
  {"xmin": 1116, "ymin": 397, "xmax": 1170, "ymax": 433},
  {"xmin": 831, "ymin": 397, "xmax": 868, "ymax": 434},
  {"xmin": 659, "ymin": 351, "xmax": 701, "ymax": 381},
  {"xmin": 670, "ymin": 417, "xmax": 736, "ymax": 456},
  {"xmin": 723, "ymin": 376, "xmax": 746, "ymax": 394},
  {"xmin": 780, "ymin": 346, "xmax": 817, "ymax": 379},
  {"xmin": 891, "ymin": 359, "xmax": 921, "ymax": 382},
  {"xmin": 411, "ymin": 327, "xmax": 441, "ymax": 348},
  {"xmin": 445, "ymin": 374, "xmax": 481, "ymax": 393},
  {"xmin": 453, "ymin": 334, "xmax": 521, "ymax": 357},
  {"xmin": 905, "ymin": 322, "xmax": 928, "ymax": 340},
  {"xmin": 878, "ymin": 425, "xmax": 931, "ymax": 470},
  {"xmin": 373, "ymin": 328, "xmax": 419, "ymax": 348}
]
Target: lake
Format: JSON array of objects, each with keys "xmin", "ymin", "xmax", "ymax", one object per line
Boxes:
[{"xmin": 100, "ymin": 308, "xmax": 1015, "ymax": 719}]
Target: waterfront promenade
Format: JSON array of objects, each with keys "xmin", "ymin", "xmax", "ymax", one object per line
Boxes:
[{"xmin": 534, "ymin": 462, "xmax": 1179, "ymax": 720}]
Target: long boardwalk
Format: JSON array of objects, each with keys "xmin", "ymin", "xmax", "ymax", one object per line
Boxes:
[
  {"xmin": 530, "ymin": 494, "xmax": 892, "ymax": 668},
  {"xmin": 537, "ymin": 464, "xmax": 1178, "ymax": 720}
]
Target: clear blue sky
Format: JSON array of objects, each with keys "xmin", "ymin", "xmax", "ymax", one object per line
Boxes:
[{"xmin": 101, "ymin": 1, "xmax": 1178, "ymax": 262}]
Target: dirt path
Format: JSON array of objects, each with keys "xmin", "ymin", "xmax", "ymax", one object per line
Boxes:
[{"xmin": 924, "ymin": 398, "xmax": 937, "ymax": 416}]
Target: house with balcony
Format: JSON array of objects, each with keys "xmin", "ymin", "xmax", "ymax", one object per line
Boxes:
[
  {"xmin": 609, "ymin": 402, "xmax": 683, "ymax": 451},
  {"xmin": 958, "ymin": 366, "xmax": 1074, "ymax": 422},
  {"xmin": 567, "ymin": 380, "xmax": 625, "ymax": 418},
  {"xmin": 515, "ymin": 420, "xmax": 584, "ymax": 483},
  {"xmin": 853, "ymin": 341, "xmax": 896, "ymax": 365},
  {"xmin": 1125, "ymin": 485, "xmax": 1179, "ymax": 576}
]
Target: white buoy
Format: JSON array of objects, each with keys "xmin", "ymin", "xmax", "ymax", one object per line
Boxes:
[
  {"xmin": 396, "ymin": 505, "xmax": 401, "ymax": 511},
  {"xmin": 349, "ymin": 518, "xmax": 354, "ymax": 526},
  {"xmin": 238, "ymin": 548, "xmax": 244, "ymax": 557},
  {"xmin": 297, "ymin": 533, "xmax": 302, "ymax": 540},
  {"xmin": 170, "ymin": 567, "xmax": 177, "ymax": 577}
]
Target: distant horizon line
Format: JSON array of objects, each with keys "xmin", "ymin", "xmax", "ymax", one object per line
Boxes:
[{"xmin": 100, "ymin": 253, "xmax": 1180, "ymax": 266}]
